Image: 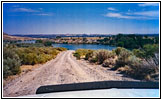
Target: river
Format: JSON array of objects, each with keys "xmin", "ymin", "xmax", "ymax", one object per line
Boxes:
[{"xmin": 52, "ymin": 44, "xmax": 116, "ymax": 50}]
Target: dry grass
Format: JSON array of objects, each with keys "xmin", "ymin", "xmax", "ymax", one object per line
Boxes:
[{"xmin": 21, "ymin": 64, "xmax": 40, "ymax": 73}]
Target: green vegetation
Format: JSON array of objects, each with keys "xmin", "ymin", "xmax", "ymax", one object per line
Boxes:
[
  {"xmin": 97, "ymin": 34, "xmax": 159, "ymax": 49},
  {"xmin": 16, "ymin": 47, "xmax": 59, "ymax": 65},
  {"xmin": 74, "ymin": 44, "xmax": 159, "ymax": 81},
  {"xmin": 36, "ymin": 40, "xmax": 43, "ymax": 43},
  {"xmin": 102, "ymin": 59, "xmax": 116, "ymax": 68},
  {"xmin": 44, "ymin": 41, "xmax": 53, "ymax": 46},
  {"xmin": 3, "ymin": 44, "xmax": 67, "ymax": 79},
  {"xmin": 3, "ymin": 45, "xmax": 21, "ymax": 78},
  {"xmin": 73, "ymin": 49, "xmax": 94, "ymax": 59},
  {"xmin": 133, "ymin": 44, "xmax": 159, "ymax": 66},
  {"xmin": 116, "ymin": 46, "xmax": 159, "ymax": 80},
  {"xmin": 115, "ymin": 48, "xmax": 133, "ymax": 69},
  {"xmin": 92, "ymin": 50, "xmax": 116, "ymax": 64},
  {"xmin": 55, "ymin": 47, "xmax": 67, "ymax": 51},
  {"xmin": 16, "ymin": 43, "xmax": 44, "ymax": 47},
  {"xmin": 4, "ymin": 39, "xmax": 54, "ymax": 47}
]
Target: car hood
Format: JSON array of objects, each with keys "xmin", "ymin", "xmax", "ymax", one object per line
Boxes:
[{"xmin": 21, "ymin": 88, "xmax": 159, "ymax": 98}]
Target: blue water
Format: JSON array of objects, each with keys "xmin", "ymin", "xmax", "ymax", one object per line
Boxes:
[{"xmin": 52, "ymin": 44, "xmax": 116, "ymax": 50}]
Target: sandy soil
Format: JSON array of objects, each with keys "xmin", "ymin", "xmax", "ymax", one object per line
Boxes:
[{"xmin": 3, "ymin": 50, "xmax": 139, "ymax": 97}]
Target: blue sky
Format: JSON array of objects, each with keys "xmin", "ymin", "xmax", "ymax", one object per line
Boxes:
[{"xmin": 3, "ymin": 3, "xmax": 159, "ymax": 35}]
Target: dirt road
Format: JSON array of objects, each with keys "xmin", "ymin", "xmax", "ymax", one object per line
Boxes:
[{"xmin": 3, "ymin": 50, "xmax": 138, "ymax": 97}]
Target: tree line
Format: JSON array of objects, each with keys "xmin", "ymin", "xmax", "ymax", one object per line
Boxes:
[{"xmin": 97, "ymin": 34, "xmax": 159, "ymax": 49}]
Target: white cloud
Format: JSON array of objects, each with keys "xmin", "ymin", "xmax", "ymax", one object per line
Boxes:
[
  {"xmin": 104, "ymin": 11, "xmax": 159, "ymax": 20},
  {"xmin": 107, "ymin": 7, "xmax": 117, "ymax": 11},
  {"xmin": 138, "ymin": 3, "xmax": 159, "ymax": 7},
  {"xmin": 133, "ymin": 11, "xmax": 159, "ymax": 17},
  {"xmin": 10, "ymin": 7, "xmax": 54, "ymax": 16},
  {"xmin": 105, "ymin": 13, "xmax": 133, "ymax": 19},
  {"xmin": 12, "ymin": 8, "xmax": 39, "ymax": 12},
  {"xmin": 34, "ymin": 13, "xmax": 53, "ymax": 16}
]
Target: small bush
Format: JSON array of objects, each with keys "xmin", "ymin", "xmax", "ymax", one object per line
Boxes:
[
  {"xmin": 55, "ymin": 47, "xmax": 67, "ymax": 51},
  {"xmin": 127, "ymin": 55, "xmax": 141, "ymax": 66},
  {"xmin": 102, "ymin": 58, "xmax": 115, "ymax": 68},
  {"xmin": 126, "ymin": 62, "xmax": 158, "ymax": 80},
  {"xmin": 143, "ymin": 44, "xmax": 159, "ymax": 58},
  {"xmin": 3, "ymin": 47, "xmax": 21, "ymax": 79},
  {"xmin": 133, "ymin": 49, "xmax": 145, "ymax": 58},
  {"xmin": 89, "ymin": 57, "xmax": 98, "ymax": 63},
  {"xmin": 23, "ymin": 53, "xmax": 38, "ymax": 65},
  {"xmin": 93, "ymin": 49, "xmax": 116, "ymax": 64},
  {"xmin": 74, "ymin": 49, "xmax": 94, "ymax": 59},
  {"xmin": 117, "ymin": 65, "xmax": 132, "ymax": 74},
  {"xmin": 133, "ymin": 44, "xmax": 159, "ymax": 67},
  {"xmin": 73, "ymin": 53, "xmax": 80, "ymax": 59},
  {"xmin": 85, "ymin": 50, "xmax": 94, "ymax": 60},
  {"xmin": 116, "ymin": 54, "xmax": 159, "ymax": 81},
  {"xmin": 37, "ymin": 54, "xmax": 47, "ymax": 63},
  {"xmin": 115, "ymin": 48, "xmax": 133, "ymax": 69},
  {"xmin": 114, "ymin": 47, "xmax": 125, "ymax": 56}
]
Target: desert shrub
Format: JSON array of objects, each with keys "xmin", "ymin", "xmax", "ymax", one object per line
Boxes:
[
  {"xmin": 115, "ymin": 48, "xmax": 133, "ymax": 69},
  {"xmin": 133, "ymin": 49, "xmax": 145, "ymax": 58},
  {"xmin": 73, "ymin": 53, "xmax": 81, "ymax": 59},
  {"xmin": 16, "ymin": 43, "xmax": 44, "ymax": 47},
  {"xmin": 16, "ymin": 47, "xmax": 63, "ymax": 65},
  {"xmin": 37, "ymin": 54, "xmax": 47, "ymax": 63},
  {"xmin": 114, "ymin": 47, "xmax": 125, "ymax": 56},
  {"xmin": 115, "ymin": 53, "xmax": 159, "ymax": 81},
  {"xmin": 142, "ymin": 44, "xmax": 159, "ymax": 67},
  {"xmin": 92, "ymin": 49, "xmax": 116, "ymax": 64},
  {"xmin": 143, "ymin": 44, "xmax": 159, "ymax": 58},
  {"xmin": 74, "ymin": 49, "xmax": 93, "ymax": 59},
  {"xmin": 89, "ymin": 57, "xmax": 98, "ymax": 63},
  {"xmin": 3, "ymin": 47, "xmax": 21, "ymax": 78},
  {"xmin": 133, "ymin": 44, "xmax": 158, "ymax": 59},
  {"xmin": 22, "ymin": 53, "xmax": 38, "ymax": 65},
  {"xmin": 3, "ymin": 45, "xmax": 66, "ymax": 79},
  {"xmin": 85, "ymin": 50, "xmax": 94, "ymax": 60},
  {"xmin": 127, "ymin": 55, "xmax": 141, "ymax": 66},
  {"xmin": 117, "ymin": 65, "xmax": 132, "ymax": 74},
  {"xmin": 76, "ymin": 49, "xmax": 89, "ymax": 56},
  {"xmin": 126, "ymin": 61, "xmax": 158, "ymax": 80},
  {"xmin": 102, "ymin": 58, "xmax": 115, "ymax": 68},
  {"xmin": 55, "ymin": 47, "xmax": 67, "ymax": 51},
  {"xmin": 116, "ymin": 55, "xmax": 141, "ymax": 74},
  {"xmin": 133, "ymin": 44, "xmax": 159, "ymax": 67}
]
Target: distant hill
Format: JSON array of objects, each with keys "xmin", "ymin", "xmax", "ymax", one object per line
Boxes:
[
  {"xmin": 135, "ymin": 34, "xmax": 159, "ymax": 37},
  {"xmin": 3, "ymin": 32, "xmax": 41, "ymax": 41},
  {"xmin": 13, "ymin": 34, "xmax": 112, "ymax": 38},
  {"xmin": 3, "ymin": 32, "xmax": 8, "ymax": 35},
  {"xmin": 13, "ymin": 33, "xmax": 159, "ymax": 38}
]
